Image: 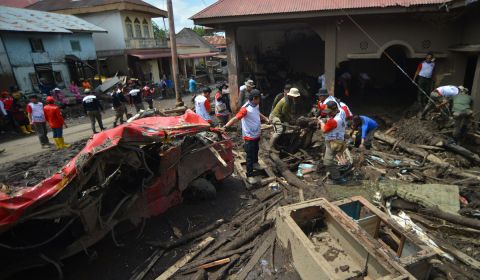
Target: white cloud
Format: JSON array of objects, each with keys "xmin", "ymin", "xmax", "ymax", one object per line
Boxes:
[{"xmin": 143, "ymin": 0, "xmax": 216, "ymax": 32}]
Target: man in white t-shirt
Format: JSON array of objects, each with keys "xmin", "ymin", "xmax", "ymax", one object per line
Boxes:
[
  {"xmin": 26, "ymin": 95, "xmax": 51, "ymax": 148},
  {"xmin": 414, "ymin": 52, "xmax": 436, "ymax": 107},
  {"xmin": 420, "ymin": 85, "xmax": 465, "ymax": 119}
]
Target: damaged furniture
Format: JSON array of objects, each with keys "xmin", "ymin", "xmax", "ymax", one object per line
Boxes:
[{"xmin": 276, "ymin": 197, "xmax": 439, "ymax": 280}]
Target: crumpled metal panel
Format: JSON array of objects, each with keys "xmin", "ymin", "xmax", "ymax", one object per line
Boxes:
[{"xmin": 0, "ymin": 110, "xmax": 211, "ymax": 231}]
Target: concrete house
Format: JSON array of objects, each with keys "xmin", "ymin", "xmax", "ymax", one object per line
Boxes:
[
  {"xmin": 175, "ymin": 28, "xmax": 219, "ymax": 78},
  {"xmin": 192, "ymin": 0, "xmax": 480, "ymax": 113},
  {"xmin": 28, "ymin": 0, "xmax": 170, "ymax": 83},
  {"xmin": 0, "ymin": 6, "xmax": 105, "ymax": 94}
]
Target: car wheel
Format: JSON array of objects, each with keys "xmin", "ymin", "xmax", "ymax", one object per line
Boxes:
[{"xmin": 184, "ymin": 178, "xmax": 217, "ymax": 201}]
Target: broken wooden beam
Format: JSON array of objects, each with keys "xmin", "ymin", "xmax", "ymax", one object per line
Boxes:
[
  {"xmin": 221, "ymin": 220, "xmax": 273, "ymax": 252},
  {"xmin": 148, "ymin": 219, "xmax": 224, "ymax": 249},
  {"xmin": 270, "ymin": 153, "xmax": 310, "ymax": 190},
  {"xmin": 155, "ymin": 236, "xmax": 214, "ymax": 280},
  {"xmin": 235, "ymin": 231, "xmax": 276, "ymax": 280}
]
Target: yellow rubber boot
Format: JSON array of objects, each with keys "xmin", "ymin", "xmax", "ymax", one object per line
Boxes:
[
  {"xmin": 59, "ymin": 137, "xmax": 71, "ymax": 148},
  {"xmin": 53, "ymin": 138, "xmax": 62, "ymax": 149},
  {"xmin": 26, "ymin": 124, "xmax": 35, "ymax": 133},
  {"xmin": 20, "ymin": 125, "xmax": 31, "ymax": 135}
]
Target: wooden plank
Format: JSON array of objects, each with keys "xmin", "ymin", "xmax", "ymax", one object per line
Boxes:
[
  {"xmin": 155, "ymin": 237, "xmax": 214, "ymax": 280},
  {"xmin": 130, "ymin": 249, "xmax": 165, "ymax": 280},
  {"xmin": 430, "ymin": 236, "xmax": 480, "ymax": 270},
  {"xmin": 235, "ymin": 231, "xmax": 276, "ymax": 280}
]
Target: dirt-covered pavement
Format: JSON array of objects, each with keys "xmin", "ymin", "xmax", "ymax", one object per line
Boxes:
[{"xmin": 0, "ymin": 96, "xmax": 190, "ymax": 165}]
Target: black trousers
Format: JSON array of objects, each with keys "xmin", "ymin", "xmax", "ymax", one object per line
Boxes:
[{"xmin": 244, "ymin": 139, "xmax": 259, "ymax": 177}]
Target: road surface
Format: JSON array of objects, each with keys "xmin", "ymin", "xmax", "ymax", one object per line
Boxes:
[{"xmin": 0, "ymin": 97, "xmax": 191, "ymax": 164}]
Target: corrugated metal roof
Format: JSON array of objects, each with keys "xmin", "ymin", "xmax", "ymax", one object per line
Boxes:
[
  {"xmin": 191, "ymin": 0, "xmax": 453, "ymax": 19},
  {"xmin": 0, "ymin": 6, "xmax": 107, "ymax": 33},
  {"xmin": 27, "ymin": 0, "xmax": 167, "ymax": 17},
  {"xmin": 0, "ymin": 0, "xmax": 40, "ymax": 8}
]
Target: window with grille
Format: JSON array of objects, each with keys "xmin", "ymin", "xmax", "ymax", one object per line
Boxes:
[
  {"xmin": 125, "ymin": 17, "xmax": 134, "ymax": 38},
  {"xmin": 134, "ymin": 18, "xmax": 142, "ymax": 38},
  {"xmin": 70, "ymin": 40, "xmax": 81, "ymax": 51},
  {"xmin": 29, "ymin": 38, "xmax": 44, "ymax": 52},
  {"xmin": 142, "ymin": 19, "xmax": 149, "ymax": 38}
]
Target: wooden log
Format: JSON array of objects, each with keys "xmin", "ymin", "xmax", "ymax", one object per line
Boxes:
[
  {"xmin": 221, "ymin": 220, "xmax": 273, "ymax": 252},
  {"xmin": 270, "ymin": 153, "xmax": 310, "ymax": 190},
  {"xmin": 148, "ymin": 220, "xmax": 224, "ymax": 248},
  {"xmin": 180, "ymin": 243, "xmax": 254, "ymax": 273},
  {"xmin": 191, "ymin": 269, "xmax": 207, "ymax": 280},
  {"xmin": 375, "ymin": 132, "xmax": 480, "ymax": 181},
  {"xmin": 442, "ymin": 142, "xmax": 480, "ymax": 164},
  {"xmin": 235, "ymin": 231, "xmax": 276, "ymax": 280},
  {"xmin": 374, "ymin": 132, "xmax": 449, "ymax": 168},
  {"xmin": 211, "ymin": 254, "xmax": 240, "ymax": 280},
  {"xmin": 197, "ymin": 258, "xmax": 231, "ymax": 270},
  {"xmin": 155, "ymin": 237, "xmax": 214, "ymax": 280},
  {"xmin": 391, "ymin": 199, "xmax": 480, "ymax": 230},
  {"xmin": 429, "ymin": 236, "xmax": 480, "ymax": 271},
  {"xmin": 129, "ymin": 249, "xmax": 165, "ymax": 280}
]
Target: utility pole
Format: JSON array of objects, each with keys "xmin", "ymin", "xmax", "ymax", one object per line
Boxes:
[{"xmin": 167, "ymin": 0, "xmax": 183, "ymax": 107}]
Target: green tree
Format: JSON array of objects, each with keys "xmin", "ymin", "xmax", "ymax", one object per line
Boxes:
[
  {"xmin": 153, "ymin": 21, "xmax": 168, "ymax": 39},
  {"xmin": 192, "ymin": 26, "xmax": 215, "ymax": 37}
]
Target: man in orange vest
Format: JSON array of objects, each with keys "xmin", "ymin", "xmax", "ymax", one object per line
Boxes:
[{"xmin": 44, "ymin": 96, "xmax": 70, "ymax": 149}]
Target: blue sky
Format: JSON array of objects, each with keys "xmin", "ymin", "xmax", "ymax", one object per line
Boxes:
[{"xmin": 143, "ymin": 0, "xmax": 217, "ymax": 31}]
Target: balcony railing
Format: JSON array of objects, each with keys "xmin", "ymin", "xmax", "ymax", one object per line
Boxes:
[{"xmin": 125, "ymin": 38, "xmax": 167, "ymax": 49}]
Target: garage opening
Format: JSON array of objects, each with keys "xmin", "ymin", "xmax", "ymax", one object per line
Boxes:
[
  {"xmin": 236, "ymin": 23, "xmax": 325, "ymax": 113},
  {"xmin": 336, "ymin": 45, "xmax": 420, "ymax": 114}
]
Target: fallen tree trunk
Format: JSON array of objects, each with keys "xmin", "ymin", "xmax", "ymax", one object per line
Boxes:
[
  {"xmin": 374, "ymin": 132, "xmax": 480, "ymax": 181},
  {"xmin": 270, "ymin": 153, "xmax": 310, "ymax": 189},
  {"xmin": 441, "ymin": 142, "xmax": 480, "ymax": 165},
  {"xmin": 391, "ymin": 199, "xmax": 480, "ymax": 230}
]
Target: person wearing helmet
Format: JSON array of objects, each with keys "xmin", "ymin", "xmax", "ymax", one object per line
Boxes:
[
  {"xmin": 268, "ymin": 87, "xmax": 300, "ymax": 151},
  {"xmin": 26, "ymin": 95, "xmax": 52, "ymax": 148},
  {"xmin": 44, "ymin": 96, "xmax": 70, "ymax": 149},
  {"xmin": 223, "ymin": 89, "xmax": 269, "ymax": 184},
  {"xmin": 195, "ymin": 87, "xmax": 213, "ymax": 123},
  {"xmin": 319, "ymin": 101, "xmax": 348, "ymax": 185},
  {"xmin": 451, "ymin": 87, "xmax": 473, "ymax": 142}
]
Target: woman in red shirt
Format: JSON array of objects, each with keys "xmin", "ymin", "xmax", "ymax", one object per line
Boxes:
[{"xmin": 44, "ymin": 96, "xmax": 70, "ymax": 149}]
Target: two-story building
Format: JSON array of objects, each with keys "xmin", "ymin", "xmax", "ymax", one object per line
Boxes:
[
  {"xmin": 28, "ymin": 0, "xmax": 170, "ymax": 83},
  {"xmin": 0, "ymin": 6, "xmax": 105, "ymax": 94}
]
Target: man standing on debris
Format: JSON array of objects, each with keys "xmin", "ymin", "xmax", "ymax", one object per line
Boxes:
[
  {"xmin": 82, "ymin": 79, "xmax": 92, "ymax": 91},
  {"xmin": 223, "ymin": 90, "xmax": 269, "ymax": 184},
  {"xmin": 128, "ymin": 87, "xmax": 145, "ymax": 113},
  {"xmin": 44, "ymin": 96, "xmax": 70, "ymax": 149},
  {"xmin": 351, "ymin": 115, "xmax": 378, "ymax": 149},
  {"xmin": 271, "ymin": 84, "xmax": 292, "ymax": 113},
  {"xmin": 451, "ymin": 88, "xmax": 473, "ymax": 142},
  {"xmin": 195, "ymin": 87, "xmax": 213, "ymax": 124},
  {"xmin": 269, "ymin": 88, "xmax": 300, "ymax": 151},
  {"xmin": 319, "ymin": 101, "xmax": 348, "ymax": 185},
  {"xmin": 112, "ymin": 85, "xmax": 128, "ymax": 127},
  {"xmin": 413, "ymin": 52, "xmax": 436, "ymax": 107},
  {"xmin": 82, "ymin": 91, "xmax": 105, "ymax": 134},
  {"xmin": 238, "ymin": 80, "xmax": 255, "ymax": 110},
  {"xmin": 26, "ymin": 95, "xmax": 52, "ymax": 148},
  {"xmin": 215, "ymin": 83, "xmax": 231, "ymax": 126},
  {"xmin": 420, "ymin": 85, "xmax": 465, "ymax": 119}
]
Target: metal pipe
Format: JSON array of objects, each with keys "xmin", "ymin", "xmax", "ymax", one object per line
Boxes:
[{"xmin": 167, "ymin": 0, "xmax": 183, "ymax": 107}]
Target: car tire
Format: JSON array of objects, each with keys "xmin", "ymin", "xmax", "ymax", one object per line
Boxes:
[{"xmin": 184, "ymin": 178, "xmax": 217, "ymax": 201}]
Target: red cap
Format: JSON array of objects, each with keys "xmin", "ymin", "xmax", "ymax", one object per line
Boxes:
[{"xmin": 46, "ymin": 96, "xmax": 55, "ymax": 103}]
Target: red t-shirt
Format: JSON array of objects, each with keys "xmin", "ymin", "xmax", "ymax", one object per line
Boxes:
[
  {"xmin": 322, "ymin": 118, "xmax": 337, "ymax": 133},
  {"xmin": 43, "ymin": 104, "xmax": 64, "ymax": 129}
]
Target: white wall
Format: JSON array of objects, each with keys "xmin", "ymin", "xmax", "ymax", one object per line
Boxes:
[
  {"xmin": 120, "ymin": 11, "xmax": 154, "ymax": 39},
  {"xmin": 80, "ymin": 11, "xmax": 125, "ymax": 51}
]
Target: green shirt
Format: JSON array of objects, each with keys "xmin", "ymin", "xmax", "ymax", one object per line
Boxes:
[
  {"xmin": 269, "ymin": 97, "xmax": 292, "ymax": 122},
  {"xmin": 452, "ymin": 93, "xmax": 472, "ymax": 112}
]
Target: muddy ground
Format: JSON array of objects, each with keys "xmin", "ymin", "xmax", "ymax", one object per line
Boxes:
[{"xmin": 1, "ymin": 100, "xmax": 480, "ymax": 279}]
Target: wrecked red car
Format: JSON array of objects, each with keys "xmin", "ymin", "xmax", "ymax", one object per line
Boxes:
[{"xmin": 0, "ymin": 110, "xmax": 234, "ymax": 277}]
